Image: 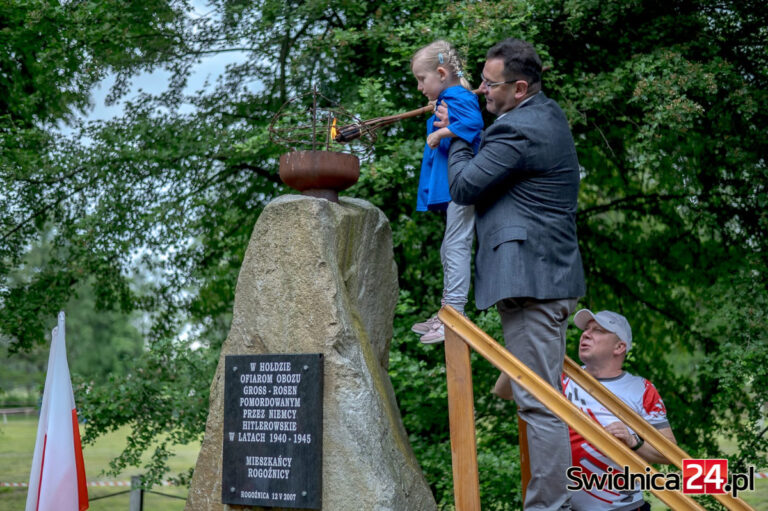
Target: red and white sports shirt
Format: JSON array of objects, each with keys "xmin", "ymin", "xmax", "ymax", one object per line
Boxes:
[{"xmin": 563, "ymin": 371, "xmax": 669, "ymax": 511}]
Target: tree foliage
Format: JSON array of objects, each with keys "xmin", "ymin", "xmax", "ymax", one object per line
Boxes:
[
  {"xmin": 1, "ymin": 0, "xmax": 766, "ymax": 508},
  {"xmin": 0, "ymin": 229, "xmax": 145, "ymax": 394}
]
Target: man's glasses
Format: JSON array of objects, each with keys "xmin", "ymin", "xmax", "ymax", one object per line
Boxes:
[{"xmin": 480, "ymin": 74, "xmax": 519, "ymax": 89}]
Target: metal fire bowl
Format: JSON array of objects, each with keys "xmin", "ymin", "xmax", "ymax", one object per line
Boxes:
[{"xmin": 279, "ymin": 150, "xmax": 360, "ymax": 203}]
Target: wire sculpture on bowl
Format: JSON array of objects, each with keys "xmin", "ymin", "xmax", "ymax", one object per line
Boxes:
[{"xmin": 268, "ymin": 87, "xmax": 376, "ymax": 158}]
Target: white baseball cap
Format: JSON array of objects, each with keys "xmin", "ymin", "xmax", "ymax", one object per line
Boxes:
[{"xmin": 574, "ymin": 309, "xmax": 633, "ymax": 352}]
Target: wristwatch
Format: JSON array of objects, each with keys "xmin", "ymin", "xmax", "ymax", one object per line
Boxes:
[{"xmin": 631, "ymin": 433, "xmax": 644, "ymax": 451}]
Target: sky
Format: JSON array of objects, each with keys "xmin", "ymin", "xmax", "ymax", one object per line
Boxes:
[
  {"xmin": 86, "ymin": 52, "xmax": 246, "ymax": 121},
  {"xmin": 86, "ymin": 1, "xmax": 245, "ymax": 122}
]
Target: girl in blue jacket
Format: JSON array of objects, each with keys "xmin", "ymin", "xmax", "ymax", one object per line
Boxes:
[{"xmin": 409, "ymin": 40, "xmax": 483, "ymax": 343}]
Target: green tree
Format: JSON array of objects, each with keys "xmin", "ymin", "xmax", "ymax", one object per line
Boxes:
[
  {"xmin": 0, "ymin": 284, "xmax": 146, "ymax": 400},
  {"xmin": 0, "ymin": 229, "xmax": 145, "ymax": 403},
  {"xmin": 1, "ymin": 0, "xmax": 195, "ymax": 342},
  {"xmin": 1, "ymin": 0, "xmax": 766, "ymax": 508}
]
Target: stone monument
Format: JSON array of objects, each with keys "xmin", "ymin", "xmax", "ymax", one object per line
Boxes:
[{"xmin": 185, "ymin": 194, "xmax": 437, "ymax": 511}]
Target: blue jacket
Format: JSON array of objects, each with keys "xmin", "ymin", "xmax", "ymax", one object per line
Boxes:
[{"xmin": 417, "ymin": 86, "xmax": 483, "ymax": 212}]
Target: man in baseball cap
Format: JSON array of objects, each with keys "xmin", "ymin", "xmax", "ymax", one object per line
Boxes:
[
  {"xmin": 564, "ymin": 309, "xmax": 677, "ymax": 511},
  {"xmin": 572, "ymin": 309, "xmax": 633, "ymax": 374},
  {"xmin": 573, "ymin": 308, "xmax": 632, "ymax": 353},
  {"xmin": 493, "ymin": 308, "xmax": 678, "ymax": 509}
]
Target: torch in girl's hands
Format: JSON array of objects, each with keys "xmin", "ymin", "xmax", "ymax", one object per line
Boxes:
[{"xmin": 333, "ymin": 102, "xmax": 435, "ymax": 143}]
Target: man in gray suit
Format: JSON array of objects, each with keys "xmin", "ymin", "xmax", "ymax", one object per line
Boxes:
[{"xmin": 436, "ymin": 38, "xmax": 585, "ymax": 509}]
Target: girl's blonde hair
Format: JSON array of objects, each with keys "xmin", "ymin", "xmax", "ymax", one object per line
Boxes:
[{"xmin": 411, "ymin": 40, "xmax": 472, "ymax": 90}]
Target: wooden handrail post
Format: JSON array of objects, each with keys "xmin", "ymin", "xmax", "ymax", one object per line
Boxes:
[{"xmin": 444, "ymin": 324, "xmax": 481, "ymax": 511}]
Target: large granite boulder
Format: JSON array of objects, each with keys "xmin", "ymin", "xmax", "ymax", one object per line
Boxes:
[{"xmin": 186, "ymin": 195, "xmax": 437, "ymax": 511}]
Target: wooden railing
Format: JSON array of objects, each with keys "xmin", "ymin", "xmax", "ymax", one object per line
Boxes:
[{"xmin": 438, "ymin": 305, "xmax": 755, "ymax": 511}]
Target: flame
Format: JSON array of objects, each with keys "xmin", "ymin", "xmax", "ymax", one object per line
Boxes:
[{"xmin": 330, "ymin": 118, "xmax": 337, "ymax": 140}]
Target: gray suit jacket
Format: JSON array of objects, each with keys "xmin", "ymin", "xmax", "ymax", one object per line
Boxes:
[{"xmin": 448, "ymin": 92, "xmax": 585, "ymax": 310}]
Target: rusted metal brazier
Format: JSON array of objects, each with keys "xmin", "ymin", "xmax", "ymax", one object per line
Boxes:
[
  {"xmin": 270, "ymin": 88, "xmax": 372, "ymax": 202},
  {"xmin": 279, "ymin": 150, "xmax": 360, "ymax": 203}
]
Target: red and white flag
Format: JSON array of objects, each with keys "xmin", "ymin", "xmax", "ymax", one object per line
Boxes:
[{"xmin": 25, "ymin": 312, "xmax": 89, "ymax": 511}]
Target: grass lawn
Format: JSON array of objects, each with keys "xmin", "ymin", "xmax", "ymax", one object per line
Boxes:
[{"xmin": 0, "ymin": 415, "xmax": 200, "ymax": 511}]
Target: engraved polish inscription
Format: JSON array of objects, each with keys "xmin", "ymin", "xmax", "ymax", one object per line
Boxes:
[{"xmin": 222, "ymin": 354, "xmax": 323, "ymax": 509}]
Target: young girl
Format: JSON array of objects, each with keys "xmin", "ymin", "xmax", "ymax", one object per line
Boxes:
[{"xmin": 409, "ymin": 40, "xmax": 483, "ymax": 344}]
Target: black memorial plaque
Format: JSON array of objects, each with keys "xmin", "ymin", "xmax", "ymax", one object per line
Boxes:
[{"xmin": 222, "ymin": 354, "xmax": 323, "ymax": 509}]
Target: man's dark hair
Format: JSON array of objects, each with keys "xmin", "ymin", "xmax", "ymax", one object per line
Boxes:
[{"xmin": 486, "ymin": 38, "xmax": 542, "ymax": 85}]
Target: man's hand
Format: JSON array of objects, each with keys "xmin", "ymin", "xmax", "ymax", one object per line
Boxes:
[
  {"xmin": 605, "ymin": 421, "xmax": 637, "ymax": 448},
  {"xmin": 605, "ymin": 421, "xmax": 676, "ymax": 464},
  {"xmin": 433, "ymin": 100, "xmax": 450, "ymax": 129},
  {"xmin": 492, "ymin": 373, "xmax": 514, "ymax": 400},
  {"xmin": 427, "ymin": 131, "xmax": 442, "ymax": 149}
]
